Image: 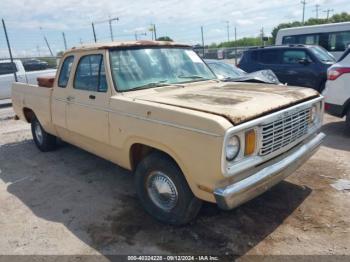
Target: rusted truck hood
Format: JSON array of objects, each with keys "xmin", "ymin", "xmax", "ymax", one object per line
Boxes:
[{"xmin": 129, "ymin": 82, "xmax": 319, "ymax": 124}]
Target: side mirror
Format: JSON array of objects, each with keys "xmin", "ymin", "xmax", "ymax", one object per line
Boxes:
[{"xmin": 298, "ymin": 58, "xmax": 311, "ymax": 65}]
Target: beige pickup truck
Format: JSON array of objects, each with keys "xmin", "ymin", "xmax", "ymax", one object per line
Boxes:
[{"xmin": 12, "ymin": 41, "xmax": 325, "ymax": 225}]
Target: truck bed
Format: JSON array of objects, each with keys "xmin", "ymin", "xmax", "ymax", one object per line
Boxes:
[{"xmin": 12, "ymin": 82, "xmax": 53, "ymax": 130}]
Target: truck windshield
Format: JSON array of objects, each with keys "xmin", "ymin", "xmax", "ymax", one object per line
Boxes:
[{"xmin": 109, "ymin": 48, "xmax": 216, "ymax": 92}]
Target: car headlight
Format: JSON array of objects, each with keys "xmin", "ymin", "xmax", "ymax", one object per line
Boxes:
[
  {"xmin": 226, "ymin": 135, "xmax": 240, "ymax": 161},
  {"xmin": 310, "ymin": 104, "xmax": 318, "ymax": 124}
]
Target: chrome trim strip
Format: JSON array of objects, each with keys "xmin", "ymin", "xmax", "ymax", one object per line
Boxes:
[
  {"xmin": 53, "ymin": 98, "xmax": 222, "ymax": 137},
  {"xmin": 215, "ymin": 132, "xmax": 325, "ymax": 210},
  {"xmin": 221, "ymin": 96, "xmax": 324, "ymax": 177}
]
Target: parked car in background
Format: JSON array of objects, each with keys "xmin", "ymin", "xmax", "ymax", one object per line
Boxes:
[
  {"xmin": 205, "ymin": 59, "xmax": 281, "ymax": 85},
  {"xmin": 12, "ymin": 41, "xmax": 324, "ymax": 225},
  {"xmin": 238, "ymin": 45, "xmax": 335, "ymax": 92},
  {"xmin": 0, "ymin": 60, "xmax": 56, "ymax": 100},
  {"xmin": 324, "ymin": 47, "xmax": 350, "ymax": 128},
  {"xmin": 276, "ymin": 22, "xmax": 350, "ymax": 60},
  {"xmin": 22, "ymin": 59, "xmax": 49, "ymax": 71}
]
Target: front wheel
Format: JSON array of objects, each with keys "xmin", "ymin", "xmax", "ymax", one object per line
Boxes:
[
  {"xmin": 135, "ymin": 152, "xmax": 202, "ymax": 225},
  {"xmin": 346, "ymin": 109, "xmax": 350, "ymax": 130},
  {"xmin": 31, "ymin": 116, "xmax": 57, "ymax": 152}
]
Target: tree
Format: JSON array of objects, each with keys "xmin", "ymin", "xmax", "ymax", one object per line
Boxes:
[
  {"xmin": 208, "ymin": 37, "xmax": 272, "ymax": 49},
  {"xmin": 156, "ymin": 36, "xmax": 173, "ymax": 41}
]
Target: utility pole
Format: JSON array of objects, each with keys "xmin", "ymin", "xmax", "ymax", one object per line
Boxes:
[
  {"xmin": 260, "ymin": 27, "xmax": 265, "ymax": 46},
  {"xmin": 324, "ymin": 9, "xmax": 334, "ymax": 20},
  {"xmin": 40, "ymin": 27, "xmax": 54, "ymax": 57},
  {"xmin": 149, "ymin": 25, "xmax": 154, "ymax": 40},
  {"xmin": 314, "ymin": 4, "xmax": 321, "ymax": 19},
  {"xmin": 109, "ymin": 18, "xmax": 113, "ymax": 41},
  {"xmin": 44, "ymin": 36, "xmax": 53, "ymax": 56},
  {"xmin": 2, "ymin": 19, "xmax": 17, "ymax": 82},
  {"xmin": 225, "ymin": 21, "xmax": 230, "ymax": 42},
  {"xmin": 201, "ymin": 26, "xmax": 204, "ymax": 57},
  {"xmin": 92, "ymin": 22, "xmax": 97, "ymax": 42},
  {"xmin": 92, "ymin": 17, "xmax": 119, "ymax": 42},
  {"xmin": 153, "ymin": 24, "xmax": 157, "ymax": 40},
  {"xmin": 234, "ymin": 26, "xmax": 238, "ymax": 65},
  {"xmin": 62, "ymin": 32, "xmax": 67, "ymax": 50},
  {"xmin": 37, "ymin": 45, "xmax": 41, "ymax": 57},
  {"xmin": 108, "ymin": 16, "xmax": 119, "ymax": 41},
  {"xmin": 134, "ymin": 32, "xmax": 146, "ymax": 41},
  {"xmin": 301, "ymin": 0, "xmax": 307, "ymax": 24}
]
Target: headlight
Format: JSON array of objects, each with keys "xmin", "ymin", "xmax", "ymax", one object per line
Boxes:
[
  {"xmin": 310, "ymin": 104, "xmax": 318, "ymax": 124},
  {"xmin": 226, "ymin": 135, "xmax": 240, "ymax": 161}
]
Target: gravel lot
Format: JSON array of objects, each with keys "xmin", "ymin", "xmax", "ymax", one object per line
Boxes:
[{"xmin": 0, "ymin": 105, "xmax": 349, "ymax": 258}]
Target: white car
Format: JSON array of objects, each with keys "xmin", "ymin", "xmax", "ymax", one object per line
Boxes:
[
  {"xmin": 324, "ymin": 48, "xmax": 350, "ymax": 128},
  {"xmin": 0, "ymin": 59, "xmax": 56, "ymax": 100}
]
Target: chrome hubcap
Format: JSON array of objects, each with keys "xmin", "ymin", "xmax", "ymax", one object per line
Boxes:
[
  {"xmin": 34, "ymin": 122, "xmax": 43, "ymax": 144},
  {"xmin": 146, "ymin": 171, "xmax": 178, "ymax": 212}
]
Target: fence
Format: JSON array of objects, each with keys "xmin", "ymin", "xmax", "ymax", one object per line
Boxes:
[
  {"xmin": 193, "ymin": 46, "xmax": 254, "ymax": 64},
  {"xmin": 0, "ymin": 18, "xmax": 255, "ymax": 71}
]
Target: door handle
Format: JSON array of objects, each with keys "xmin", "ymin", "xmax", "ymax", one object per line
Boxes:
[
  {"xmin": 66, "ymin": 96, "xmax": 75, "ymax": 102},
  {"xmin": 89, "ymin": 95, "xmax": 96, "ymax": 100}
]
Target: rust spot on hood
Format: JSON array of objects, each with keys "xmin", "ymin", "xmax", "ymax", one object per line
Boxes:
[{"xmin": 174, "ymin": 93, "xmax": 249, "ymax": 105}]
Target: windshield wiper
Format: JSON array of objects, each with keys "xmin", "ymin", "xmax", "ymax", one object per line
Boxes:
[
  {"xmin": 130, "ymin": 81, "xmax": 169, "ymax": 91},
  {"xmin": 177, "ymin": 75, "xmax": 206, "ymax": 79}
]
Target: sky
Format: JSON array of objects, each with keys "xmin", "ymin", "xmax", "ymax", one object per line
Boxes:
[{"xmin": 0, "ymin": 0, "xmax": 350, "ymax": 57}]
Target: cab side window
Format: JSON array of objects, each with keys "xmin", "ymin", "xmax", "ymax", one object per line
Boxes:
[
  {"xmin": 74, "ymin": 54, "xmax": 107, "ymax": 92},
  {"xmin": 58, "ymin": 56, "xmax": 74, "ymax": 87},
  {"xmin": 0, "ymin": 62, "xmax": 17, "ymax": 75},
  {"xmin": 282, "ymin": 50, "xmax": 311, "ymax": 64}
]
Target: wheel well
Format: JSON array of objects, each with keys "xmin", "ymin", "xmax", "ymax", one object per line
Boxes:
[
  {"xmin": 344, "ymin": 98, "xmax": 350, "ymax": 116},
  {"xmin": 23, "ymin": 108, "xmax": 35, "ymax": 123},
  {"xmin": 130, "ymin": 144, "xmax": 177, "ymax": 171}
]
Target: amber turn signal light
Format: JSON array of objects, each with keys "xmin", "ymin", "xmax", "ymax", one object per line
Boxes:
[{"xmin": 245, "ymin": 129, "xmax": 256, "ymax": 156}]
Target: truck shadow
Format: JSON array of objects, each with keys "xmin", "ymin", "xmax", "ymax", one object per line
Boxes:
[{"xmin": 0, "ymin": 140, "xmax": 311, "ymax": 256}]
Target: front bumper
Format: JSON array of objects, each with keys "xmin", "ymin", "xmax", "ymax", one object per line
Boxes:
[{"xmin": 214, "ymin": 132, "xmax": 325, "ymax": 210}]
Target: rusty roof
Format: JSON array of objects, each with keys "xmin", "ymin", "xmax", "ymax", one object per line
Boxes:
[{"xmin": 66, "ymin": 40, "xmax": 191, "ymax": 53}]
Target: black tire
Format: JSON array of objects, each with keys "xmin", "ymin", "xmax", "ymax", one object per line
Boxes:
[
  {"xmin": 31, "ymin": 116, "xmax": 57, "ymax": 152},
  {"xmin": 135, "ymin": 152, "xmax": 202, "ymax": 225},
  {"xmin": 346, "ymin": 109, "xmax": 350, "ymax": 130}
]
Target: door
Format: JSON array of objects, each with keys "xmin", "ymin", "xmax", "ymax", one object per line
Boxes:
[
  {"xmin": 66, "ymin": 53, "xmax": 109, "ymax": 144},
  {"xmin": 254, "ymin": 49, "xmax": 282, "ymax": 74},
  {"xmin": 52, "ymin": 55, "xmax": 75, "ymax": 129},
  {"xmin": 278, "ymin": 49, "xmax": 317, "ymax": 88}
]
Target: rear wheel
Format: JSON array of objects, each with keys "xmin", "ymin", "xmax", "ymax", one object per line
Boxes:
[
  {"xmin": 31, "ymin": 116, "xmax": 57, "ymax": 152},
  {"xmin": 346, "ymin": 109, "xmax": 350, "ymax": 130},
  {"xmin": 135, "ymin": 152, "xmax": 202, "ymax": 225}
]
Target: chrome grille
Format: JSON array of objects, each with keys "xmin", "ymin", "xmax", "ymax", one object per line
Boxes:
[{"xmin": 259, "ymin": 107, "xmax": 311, "ymax": 156}]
